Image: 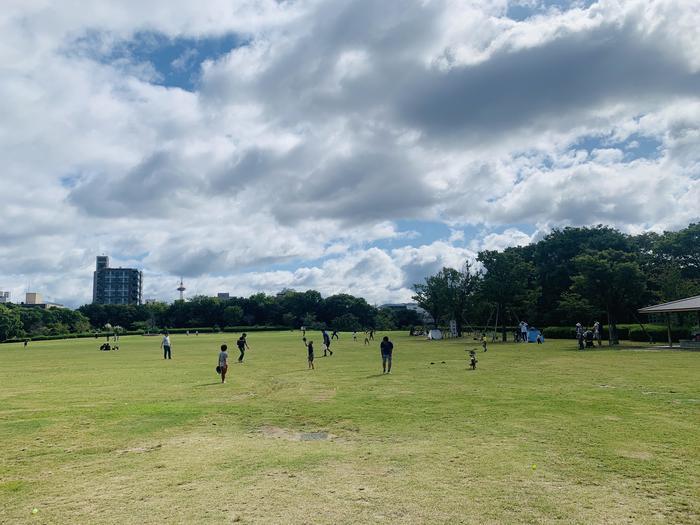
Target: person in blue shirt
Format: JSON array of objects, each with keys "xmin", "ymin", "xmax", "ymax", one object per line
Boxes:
[{"xmin": 322, "ymin": 330, "xmax": 333, "ymax": 356}]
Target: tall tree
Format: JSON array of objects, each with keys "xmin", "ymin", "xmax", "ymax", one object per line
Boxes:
[
  {"xmin": 0, "ymin": 305, "xmax": 22, "ymax": 341},
  {"xmin": 478, "ymin": 249, "xmax": 540, "ymax": 340},
  {"xmin": 533, "ymin": 226, "xmax": 631, "ymax": 325},
  {"xmin": 412, "ymin": 271, "xmax": 451, "ymax": 326},
  {"xmin": 569, "ymin": 249, "xmax": 647, "ymax": 345}
]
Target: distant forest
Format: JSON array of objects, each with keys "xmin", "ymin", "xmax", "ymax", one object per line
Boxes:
[{"xmin": 0, "ymin": 223, "xmax": 698, "ymax": 342}]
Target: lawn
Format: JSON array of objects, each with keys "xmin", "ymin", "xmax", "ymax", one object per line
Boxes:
[{"xmin": 1, "ymin": 332, "xmax": 698, "ymax": 524}]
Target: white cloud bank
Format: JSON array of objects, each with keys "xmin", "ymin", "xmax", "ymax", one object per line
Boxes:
[{"xmin": 0, "ymin": 0, "xmax": 699, "ymax": 306}]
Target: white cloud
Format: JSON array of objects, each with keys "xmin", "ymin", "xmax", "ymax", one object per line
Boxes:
[{"xmin": 1, "ymin": 0, "xmax": 699, "ymax": 306}]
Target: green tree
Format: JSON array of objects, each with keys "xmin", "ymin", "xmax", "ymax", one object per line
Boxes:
[
  {"xmin": 223, "ymin": 305, "xmax": 244, "ymax": 327},
  {"xmin": 533, "ymin": 226, "xmax": 631, "ymax": 325},
  {"xmin": 331, "ymin": 313, "xmax": 362, "ymax": 331},
  {"xmin": 478, "ymin": 249, "xmax": 540, "ymax": 340},
  {"xmin": 569, "ymin": 249, "xmax": 647, "ymax": 345},
  {"xmin": 412, "ymin": 272, "xmax": 450, "ymax": 326},
  {"xmin": 0, "ymin": 305, "xmax": 22, "ymax": 341}
]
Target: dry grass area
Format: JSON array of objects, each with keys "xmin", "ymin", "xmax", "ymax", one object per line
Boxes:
[{"xmin": 1, "ymin": 332, "xmax": 698, "ymax": 524}]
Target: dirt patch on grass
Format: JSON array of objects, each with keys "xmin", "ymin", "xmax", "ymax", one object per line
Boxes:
[
  {"xmin": 312, "ymin": 390, "xmax": 336, "ymax": 402},
  {"xmin": 259, "ymin": 426, "xmax": 335, "ymax": 441},
  {"xmin": 617, "ymin": 450, "xmax": 654, "ymax": 460},
  {"xmin": 118, "ymin": 443, "xmax": 162, "ymax": 454}
]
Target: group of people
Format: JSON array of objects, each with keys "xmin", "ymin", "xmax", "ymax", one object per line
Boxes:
[
  {"xmin": 214, "ymin": 329, "xmax": 395, "ymax": 381},
  {"xmin": 576, "ymin": 321, "xmax": 602, "ymax": 350}
]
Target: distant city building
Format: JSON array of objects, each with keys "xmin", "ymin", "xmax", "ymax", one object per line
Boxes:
[
  {"xmin": 144, "ymin": 298, "xmax": 158, "ymax": 304},
  {"xmin": 0, "ymin": 291, "xmax": 10, "ymax": 303},
  {"xmin": 217, "ymin": 292, "xmax": 230, "ymax": 300},
  {"xmin": 177, "ymin": 278, "xmax": 186, "ymax": 301},
  {"xmin": 22, "ymin": 292, "xmax": 63, "ymax": 309},
  {"xmin": 25, "ymin": 292, "xmax": 42, "ymax": 304},
  {"xmin": 92, "ymin": 256, "xmax": 143, "ymax": 305}
]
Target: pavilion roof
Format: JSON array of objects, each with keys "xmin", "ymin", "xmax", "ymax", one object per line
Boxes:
[{"xmin": 638, "ymin": 295, "xmax": 700, "ymax": 314}]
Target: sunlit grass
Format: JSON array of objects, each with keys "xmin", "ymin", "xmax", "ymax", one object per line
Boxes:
[{"xmin": 1, "ymin": 332, "xmax": 698, "ymax": 524}]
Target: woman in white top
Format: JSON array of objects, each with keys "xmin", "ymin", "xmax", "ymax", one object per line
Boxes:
[{"xmin": 161, "ymin": 332, "xmax": 172, "ymax": 359}]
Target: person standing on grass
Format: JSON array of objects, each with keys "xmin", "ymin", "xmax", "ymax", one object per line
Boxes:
[
  {"xmin": 520, "ymin": 321, "xmax": 528, "ymax": 343},
  {"xmin": 593, "ymin": 321, "xmax": 602, "ymax": 346},
  {"xmin": 161, "ymin": 332, "xmax": 172, "ymax": 359},
  {"xmin": 304, "ymin": 339, "xmax": 315, "ymax": 369},
  {"xmin": 23, "ymin": 339, "xmax": 29, "ymax": 349},
  {"xmin": 237, "ymin": 333, "xmax": 250, "ymax": 363},
  {"xmin": 331, "ymin": 330, "xmax": 339, "ymax": 340},
  {"xmin": 364, "ymin": 331, "xmax": 370, "ymax": 345},
  {"xmin": 576, "ymin": 323, "xmax": 584, "ymax": 350},
  {"xmin": 322, "ymin": 330, "xmax": 333, "ymax": 356},
  {"xmin": 482, "ymin": 334, "xmax": 488, "ymax": 352},
  {"xmin": 369, "ymin": 329, "xmax": 375, "ymax": 341},
  {"xmin": 380, "ymin": 336, "xmax": 394, "ymax": 374},
  {"xmin": 353, "ymin": 330, "xmax": 357, "ymax": 342},
  {"xmin": 218, "ymin": 344, "xmax": 229, "ymax": 383}
]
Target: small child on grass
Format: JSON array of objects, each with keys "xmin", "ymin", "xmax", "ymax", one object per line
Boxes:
[{"xmin": 304, "ymin": 339, "xmax": 315, "ymax": 370}]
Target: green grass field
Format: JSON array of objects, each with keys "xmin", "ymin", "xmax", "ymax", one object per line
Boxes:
[{"xmin": 1, "ymin": 332, "xmax": 698, "ymax": 524}]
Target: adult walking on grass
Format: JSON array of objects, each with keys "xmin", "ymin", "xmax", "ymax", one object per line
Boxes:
[
  {"xmin": 237, "ymin": 333, "xmax": 250, "ymax": 363},
  {"xmin": 218, "ymin": 344, "xmax": 229, "ymax": 384},
  {"xmin": 161, "ymin": 332, "xmax": 172, "ymax": 360},
  {"xmin": 380, "ymin": 336, "xmax": 394, "ymax": 374},
  {"xmin": 322, "ymin": 330, "xmax": 333, "ymax": 356}
]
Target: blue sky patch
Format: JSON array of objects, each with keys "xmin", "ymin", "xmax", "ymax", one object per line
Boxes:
[
  {"xmin": 573, "ymin": 133, "xmax": 662, "ymax": 161},
  {"xmin": 71, "ymin": 30, "xmax": 245, "ymax": 91},
  {"xmin": 506, "ymin": 1, "xmax": 596, "ymax": 21}
]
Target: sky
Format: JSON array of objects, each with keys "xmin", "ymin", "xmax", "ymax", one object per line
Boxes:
[{"xmin": 1, "ymin": 0, "xmax": 699, "ymax": 307}]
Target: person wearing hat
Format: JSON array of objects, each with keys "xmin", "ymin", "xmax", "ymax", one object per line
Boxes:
[
  {"xmin": 593, "ymin": 321, "xmax": 601, "ymax": 346},
  {"xmin": 575, "ymin": 323, "xmax": 584, "ymax": 350}
]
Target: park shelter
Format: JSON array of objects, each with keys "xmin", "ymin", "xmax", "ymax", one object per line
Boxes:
[{"xmin": 638, "ymin": 295, "xmax": 700, "ymax": 348}]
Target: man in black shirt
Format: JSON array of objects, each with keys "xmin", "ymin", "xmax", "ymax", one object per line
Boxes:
[
  {"xmin": 380, "ymin": 336, "xmax": 394, "ymax": 374},
  {"xmin": 237, "ymin": 333, "xmax": 250, "ymax": 362}
]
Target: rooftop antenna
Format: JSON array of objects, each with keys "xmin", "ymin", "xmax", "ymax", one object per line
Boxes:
[{"xmin": 177, "ymin": 277, "xmax": 186, "ymax": 301}]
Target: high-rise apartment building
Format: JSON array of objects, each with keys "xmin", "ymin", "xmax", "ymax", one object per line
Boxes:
[
  {"xmin": 92, "ymin": 256, "xmax": 143, "ymax": 305},
  {"xmin": 0, "ymin": 291, "xmax": 10, "ymax": 303}
]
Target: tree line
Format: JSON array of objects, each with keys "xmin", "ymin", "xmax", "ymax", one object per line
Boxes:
[
  {"xmin": 0, "ymin": 290, "xmax": 424, "ymax": 341},
  {"xmin": 1, "ymin": 223, "xmax": 698, "ymax": 342},
  {"xmin": 412, "ymin": 223, "xmax": 700, "ymax": 343}
]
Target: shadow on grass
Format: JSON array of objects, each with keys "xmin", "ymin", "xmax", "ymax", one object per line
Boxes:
[
  {"xmin": 364, "ymin": 373, "xmax": 386, "ymax": 378},
  {"xmin": 194, "ymin": 382, "xmax": 223, "ymax": 387}
]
